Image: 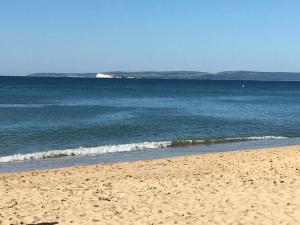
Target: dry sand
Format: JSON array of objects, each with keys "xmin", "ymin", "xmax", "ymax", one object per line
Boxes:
[{"xmin": 0, "ymin": 145, "xmax": 300, "ymax": 225}]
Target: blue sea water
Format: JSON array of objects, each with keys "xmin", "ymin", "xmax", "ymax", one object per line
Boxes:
[{"xmin": 1, "ymin": 76, "xmax": 300, "ymax": 171}]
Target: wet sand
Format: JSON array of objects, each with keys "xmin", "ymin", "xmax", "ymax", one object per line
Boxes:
[{"xmin": 1, "ymin": 145, "xmax": 300, "ymax": 225}]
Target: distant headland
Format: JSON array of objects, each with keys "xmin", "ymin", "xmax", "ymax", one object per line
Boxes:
[{"xmin": 26, "ymin": 71, "xmax": 300, "ymax": 81}]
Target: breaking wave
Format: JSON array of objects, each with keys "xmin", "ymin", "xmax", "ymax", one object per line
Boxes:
[
  {"xmin": 0, "ymin": 136, "xmax": 288, "ymax": 163},
  {"xmin": 169, "ymin": 136, "xmax": 287, "ymax": 147},
  {"xmin": 0, "ymin": 141, "xmax": 171, "ymax": 163}
]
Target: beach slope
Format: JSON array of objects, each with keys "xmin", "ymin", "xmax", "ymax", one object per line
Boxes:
[{"xmin": 1, "ymin": 145, "xmax": 300, "ymax": 224}]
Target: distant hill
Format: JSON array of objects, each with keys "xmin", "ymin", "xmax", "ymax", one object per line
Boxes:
[
  {"xmin": 27, "ymin": 71, "xmax": 211, "ymax": 79},
  {"xmin": 109, "ymin": 71, "xmax": 211, "ymax": 79},
  {"xmin": 27, "ymin": 71, "xmax": 300, "ymax": 81},
  {"xmin": 27, "ymin": 73, "xmax": 97, "ymax": 78}
]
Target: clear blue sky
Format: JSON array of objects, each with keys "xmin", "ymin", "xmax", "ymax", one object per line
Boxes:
[{"xmin": 1, "ymin": 0, "xmax": 300, "ymax": 75}]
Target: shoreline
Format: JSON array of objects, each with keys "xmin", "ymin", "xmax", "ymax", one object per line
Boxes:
[
  {"xmin": 1, "ymin": 137, "xmax": 300, "ymax": 174},
  {"xmin": 1, "ymin": 145, "xmax": 300, "ymax": 224}
]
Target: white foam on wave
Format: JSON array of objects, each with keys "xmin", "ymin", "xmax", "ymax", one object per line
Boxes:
[
  {"xmin": 169, "ymin": 136, "xmax": 288, "ymax": 147},
  {"xmin": 0, "ymin": 136, "xmax": 289, "ymax": 163},
  {"xmin": 0, "ymin": 141, "xmax": 171, "ymax": 163},
  {"xmin": 227, "ymin": 136, "xmax": 281, "ymax": 141},
  {"xmin": 227, "ymin": 136, "xmax": 288, "ymax": 140}
]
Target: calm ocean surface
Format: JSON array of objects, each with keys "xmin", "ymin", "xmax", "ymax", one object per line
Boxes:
[{"xmin": 1, "ymin": 76, "xmax": 300, "ymax": 172}]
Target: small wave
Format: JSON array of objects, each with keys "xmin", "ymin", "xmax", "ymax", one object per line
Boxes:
[
  {"xmin": 0, "ymin": 136, "xmax": 288, "ymax": 163},
  {"xmin": 0, "ymin": 141, "xmax": 171, "ymax": 163},
  {"xmin": 0, "ymin": 103, "xmax": 95, "ymax": 108},
  {"xmin": 169, "ymin": 136, "xmax": 287, "ymax": 147},
  {"xmin": 0, "ymin": 104, "xmax": 47, "ymax": 108}
]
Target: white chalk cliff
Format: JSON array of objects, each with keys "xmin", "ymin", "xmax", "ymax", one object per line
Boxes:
[{"xmin": 96, "ymin": 73, "xmax": 113, "ymax": 78}]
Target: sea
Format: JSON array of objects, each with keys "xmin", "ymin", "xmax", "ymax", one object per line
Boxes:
[{"xmin": 1, "ymin": 76, "xmax": 300, "ymax": 173}]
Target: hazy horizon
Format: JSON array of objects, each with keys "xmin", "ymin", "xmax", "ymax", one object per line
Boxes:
[
  {"xmin": 4, "ymin": 70, "xmax": 300, "ymax": 77},
  {"xmin": 4, "ymin": 69, "xmax": 300, "ymax": 77}
]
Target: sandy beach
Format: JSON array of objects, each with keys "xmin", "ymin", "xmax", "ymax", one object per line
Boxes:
[{"xmin": 1, "ymin": 145, "xmax": 300, "ymax": 225}]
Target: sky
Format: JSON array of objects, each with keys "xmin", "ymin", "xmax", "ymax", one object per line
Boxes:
[{"xmin": 1, "ymin": 0, "xmax": 300, "ymax": 76}]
